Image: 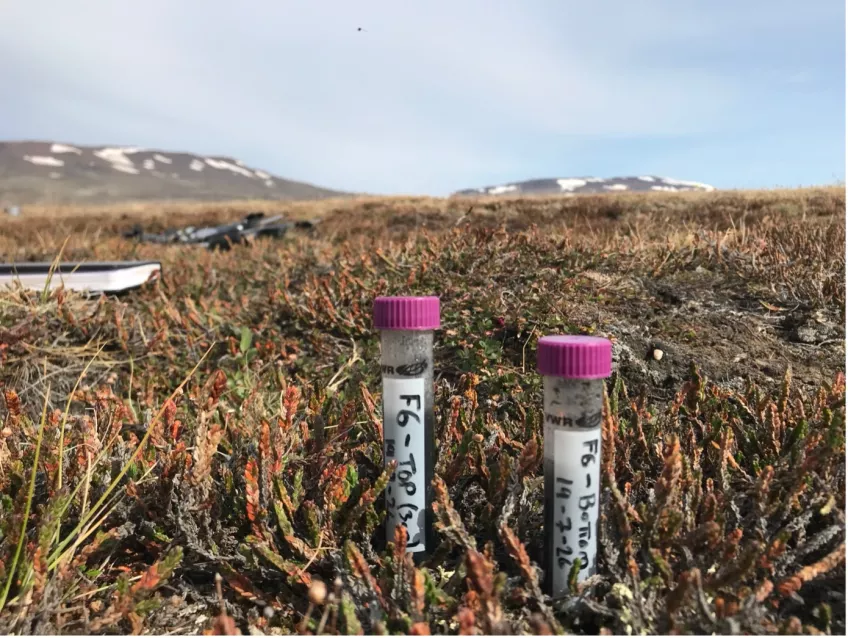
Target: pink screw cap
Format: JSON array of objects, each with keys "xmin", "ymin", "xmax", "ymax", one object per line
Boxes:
[
  {"xmin": 373, "ymin": 296, "xmax": 441, "ymax": 330},
  {"xmin": 537, "ymin": 335, "xmax": 612, "ymax": 379}
]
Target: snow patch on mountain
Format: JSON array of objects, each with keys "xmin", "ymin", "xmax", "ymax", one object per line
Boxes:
[
  {"xmin": 50, "ymin": 144, "xmax": 82, "ymax": 154},
  {"xmin": 557, "ymin": 178, "xmax": 588, "ymax": 192},
  {"xmin": 204, "ymin": 158, "xmax": 255, "ymax": 178},
  {"xmin": 24, "ymin": 155, "xmax": 64, "ymax": 167},
  {"xmin": 453, "ymin": 175, "xmax": 716, "ymax": 197},
  {"xmin": 94, "ymin": 148, "xmax": 141, "ymax": 174}
]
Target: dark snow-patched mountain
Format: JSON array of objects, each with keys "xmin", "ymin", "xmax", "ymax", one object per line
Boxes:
[
  {"xmin": 0, "ymin": 141, "xmax": 345, "ymax": 205},
  {"xmin": 452, "ymin": 176, "xmax": 716, "ymax": 197}
]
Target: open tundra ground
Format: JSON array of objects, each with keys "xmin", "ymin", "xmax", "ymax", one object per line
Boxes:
[{"xmin": 0, "ymin": 187, "xmax": 845, "ymax": 635}]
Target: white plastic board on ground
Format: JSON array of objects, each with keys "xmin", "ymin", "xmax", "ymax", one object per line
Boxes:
[{"xmin": 0, "ymin": 261, "xmax": 161, "ymax": 293}]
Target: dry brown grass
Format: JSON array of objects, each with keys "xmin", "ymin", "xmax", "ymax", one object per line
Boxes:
[
  {"xmin": 0, "ymin": 186, "xmax": 844, "ymax": 635},
  {"xmin": 10, "ymin": 185, "xmax": 841, "ymax": 223}
]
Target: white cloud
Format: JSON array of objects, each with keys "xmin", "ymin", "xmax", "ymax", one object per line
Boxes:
[{"xmin": 0, "ymin": 0, "xmax": 840, "ymax": 194}]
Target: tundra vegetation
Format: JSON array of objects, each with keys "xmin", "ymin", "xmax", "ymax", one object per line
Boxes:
[{"xmin": 0, "ymin": 187, "xmax": 844, "ymax": 634}]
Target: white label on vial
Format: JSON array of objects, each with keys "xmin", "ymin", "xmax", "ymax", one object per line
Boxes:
[
  {"xmin": 550, "ymin": 427, "xmax": 601, "ymax": 595},
  {"xmin": 383, "ymin": 376, "xmax": 426, "ymax": 553}
]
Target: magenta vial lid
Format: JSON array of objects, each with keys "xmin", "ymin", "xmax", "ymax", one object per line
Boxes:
[
  {"xmin": 536, "ymin": 335, "xmax": 612, "ymax": 379},
  {"xmin": 373, "ymin": 296, "xmax": 441, "ymax": 331}
]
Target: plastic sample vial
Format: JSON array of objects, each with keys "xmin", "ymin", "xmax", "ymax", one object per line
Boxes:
[
  {"xmin": 537, "ymin": 335, "xmax": 612, "ymax": 597},
  {"xmin": 373, "ymin": 296, "xmax": 440, "ymax": 556}
]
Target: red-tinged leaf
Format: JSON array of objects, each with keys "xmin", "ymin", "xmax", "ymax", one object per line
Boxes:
[
  {"xmin": 457, "ymin": 607, "xmax": 476, "ymax": 635},
  {"xmin": 131, "ymin": 546, "xmax": 183, "ymax": 595},
  {"xmin": 252, "ymin": 539, "xmax": 312, "ymax": 587},
  {"xmin": 259, "ymin": 420, "xmax": 271, "ymax": 462},
  {"xmin": 219, "ymin": 565, "xmax": 282, "ymax": 610},
  {"xmin": 759, "ymin": 300, "xmax": 785, "ymax": 312},
  {"xmin": 245, "ymin": 458, "xmax": 261, "ymax": 535},
  {"xmin": 163, "ymin": 399, "xmax": 177, "ymax": 429},
  {"xmin": 344, "ymin": 540, "xmax": 388, "ymax": 612}
]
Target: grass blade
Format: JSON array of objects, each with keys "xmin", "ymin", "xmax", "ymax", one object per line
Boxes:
[{"xmin": 0, "ymin": 383, "xmax": 50, "ymax": 613}]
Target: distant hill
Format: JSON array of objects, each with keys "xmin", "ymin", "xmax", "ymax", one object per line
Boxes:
[
  {"xmin": 0, "ymin": 141, "xmax": 346, "ymax": 205},
  {"xmin": 452, "ymin": 175, "xmax": 716, "ymax": 197}
]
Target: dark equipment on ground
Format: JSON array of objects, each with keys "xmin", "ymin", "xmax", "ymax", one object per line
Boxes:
[{"xmin": 122, "ymin": 212, "xmax": 318, "ymax": 250}]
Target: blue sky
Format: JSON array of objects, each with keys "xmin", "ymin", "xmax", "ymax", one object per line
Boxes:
[{"xmin": 0, "ymin": 0, "xmax": 844, "ymax": 195}]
